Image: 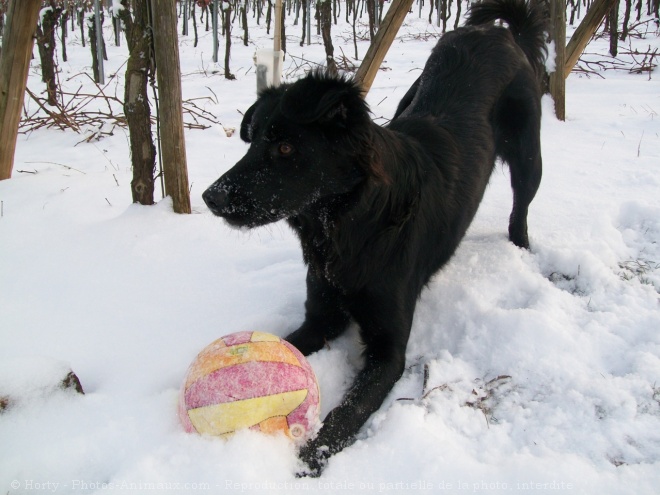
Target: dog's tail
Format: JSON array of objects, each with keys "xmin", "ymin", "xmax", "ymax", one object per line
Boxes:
[{"xmin": 465, "ymin": 0, "xmax": 548, "ymax": 77}]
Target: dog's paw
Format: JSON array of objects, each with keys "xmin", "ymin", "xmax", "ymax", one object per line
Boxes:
[{"xmin": 296, "ymin": 443, "xmax": 330, "ymax": 478}]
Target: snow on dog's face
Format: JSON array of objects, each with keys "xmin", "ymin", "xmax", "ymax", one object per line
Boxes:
[{"xmin": 202, "ymin": 72, "xmax": 385, "ymax": 228}]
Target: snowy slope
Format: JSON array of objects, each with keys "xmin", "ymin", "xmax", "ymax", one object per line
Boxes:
[{"xmin": 1, "ymin": 5, "xmax": 660, "ymax": 494}]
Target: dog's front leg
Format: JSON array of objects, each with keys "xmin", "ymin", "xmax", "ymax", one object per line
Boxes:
[
  {"xmin": 298, "ymin": 289, "xmax": 414, "ymax": 476},
  {"xmin": 285, "ymin": 269, "xmax": 351, "ymax": 356},
  {"xmin": 298, "ymin": 353, "xmax": 406, "ymax": 475}
]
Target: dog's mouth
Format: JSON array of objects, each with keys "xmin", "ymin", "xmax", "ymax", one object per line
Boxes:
[
  {"xmin": 202, "ymin": 185, "xmax": 287, "ymax": 228},
  {"xmin": 221, "ymin": 209, "xmax": 282, "ymax": 229}
]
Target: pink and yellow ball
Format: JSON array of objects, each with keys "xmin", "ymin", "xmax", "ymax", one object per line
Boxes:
[{"xmin": 178, "ymin": 331, "xmax": 320, "ymax": 442}]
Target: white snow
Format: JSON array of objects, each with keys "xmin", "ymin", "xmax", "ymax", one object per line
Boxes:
[
  {"xmin": 0, "ymin": 356, "xmax": 77, "ymax": 403},
  {"xmin": 111, "ymin": 0, "xmax": 125, "ymax": 17},
  {"xmin": 39, "ymin": 7, "xmax": 53, "ymax": 28},
  {"xmin": 1, "ymin": 4, "xmax": 659, "ymax": 494}
]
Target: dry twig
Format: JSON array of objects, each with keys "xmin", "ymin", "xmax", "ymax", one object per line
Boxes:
[{"xmin": 20, "ymin": 73, "xmax": 221, "ymax": 136}]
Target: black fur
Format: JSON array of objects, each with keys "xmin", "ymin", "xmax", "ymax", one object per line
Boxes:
[{"xmin": 203, "ymin": 0, "xmax": 547, "ymax": 475}]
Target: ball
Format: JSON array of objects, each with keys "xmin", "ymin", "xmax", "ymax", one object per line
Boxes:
[{"xmin": 178, "ymin": 331, "xmax": 320, "ymax": 442}]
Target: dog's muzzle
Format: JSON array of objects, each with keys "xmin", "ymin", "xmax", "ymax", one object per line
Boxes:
[
  {"xmin": 202, "ymin": 186, "xmax": 230, "ymax": 217},
  {"xmin": 202, "ymin": 183, "xmax": 272, "ymax": 228}
]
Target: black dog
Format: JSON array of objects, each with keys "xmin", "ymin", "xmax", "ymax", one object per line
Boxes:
[{"xmin": 203, "ymin": 0, "xmax": 547, "ymax": 475}]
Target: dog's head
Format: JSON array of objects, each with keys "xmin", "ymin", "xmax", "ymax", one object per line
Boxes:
[{"xmin": 203, "ymin": 72, "xmax": 386, "ymax": 228}]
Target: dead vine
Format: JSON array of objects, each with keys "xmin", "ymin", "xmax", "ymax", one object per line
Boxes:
[{"xmin": 19, "ymin": 72, "xmax": 221, "ymax": 138}]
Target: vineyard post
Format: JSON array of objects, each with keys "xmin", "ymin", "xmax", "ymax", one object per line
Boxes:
[
  {"xmin": 150, "ymin": 0, "xmax": 192, "ymax": 214},
  {"xmin": 0, "ymin": 0, "xmax": 41, "ymax": 181},
  {"xmin": 564, "ymin": 0, "xmax": 617, "ymax": 77},
  {"xmin": 182, "ymin": 0, "xmax": 189, "ymax": 36},
  {"xmin": 274, "ymin": 0, "xmax": 283, "ymax": 85},
  {"xmin": 93, "ymin": 0, "xmax": 105, "ymax": 84},
  {"xmin": 549, "ymin": 0, "xmax": 566, "ymax": 120},
  {"xmin": 306, "ymin": 0, "xmax": 311, "ymax": 45},
  {"xmin": 212, "ymin": 0, "xmax": 219, "ymax": 62},
  {"xmin": 355, "ymin": 0, "xmax": 415, "ymax": 95}
]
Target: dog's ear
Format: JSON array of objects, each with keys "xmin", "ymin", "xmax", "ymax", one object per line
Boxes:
[
  {"xmin": 239, "ymin": 101, "xmax": 259, "ymax": 143},
  {"xmin": 240, "ymin": 86, "xmax": 289, "ymax": 142},
  {"xmin": 282, "ymin": 73, "xmax": 368, "ymax": 128}
]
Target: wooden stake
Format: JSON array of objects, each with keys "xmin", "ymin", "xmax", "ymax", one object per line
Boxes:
[
  {"xmin": 274, "ymin": 0, "xmax": 283, "ymax": 52},
  {"xmin": 549, "ymin": 0, "xmax": 566, "ymax": 121},
  {"xmin": 0, "ymin": 0, "xmax": 41, "ymax": 181},
  {"xmin": 354, "ymin": 0, "xmax": 415, "ymax": 95},
  {"xmin": 564, "ymin": 0, "xmax": 617, "ymax": 78},
  {"xmin": 273, "ymin": 0, "xmax": 283, "ymax": 86},
  {"xmin": 150, "ymin": 0, "xmax": 191, "ymax": 214}
]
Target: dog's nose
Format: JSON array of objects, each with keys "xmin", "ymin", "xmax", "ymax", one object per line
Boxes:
[{"xmin": 202, "ymin": 187, "xmax": 229, "ymax": 216}]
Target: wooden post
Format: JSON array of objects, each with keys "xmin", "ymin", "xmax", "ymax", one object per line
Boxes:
[
  {"xmin": 564, "ymin": 0, "xmax": 617, "ymax": 78},
  {"xmin": 549, "ymin": 0, "xmax": 566, "ymax": 121},
  {"xmin": 273, "ymin": 0, "xmax": 283, "ymax": 86},
  {"xmin": 150, "ymin": 0, "xmax": 191, "ymax": 214},
  {"xmin": 0, "ymin": 0, "xmax": 41, "ymax": 181},
  {"xmin": 355, "ymin": 0, "xmax": 413, "ymax": 95},
  {"xmin": 355, "ymin": 0, "xmax": 415, "ymax": 94}
]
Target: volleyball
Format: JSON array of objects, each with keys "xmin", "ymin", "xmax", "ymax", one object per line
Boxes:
[{"xmin": 178, "ymin": 331, "xmax": 320, "ymax": 442}]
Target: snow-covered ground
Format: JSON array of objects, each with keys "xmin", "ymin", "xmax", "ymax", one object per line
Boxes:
[{"xmin": 1, "ymin": 4, "xmax": 659, "ymax": 494}]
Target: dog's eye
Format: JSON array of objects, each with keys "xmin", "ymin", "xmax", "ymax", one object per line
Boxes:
[{"xmin": 278, "ymin": 143, "xmax": 294, "ymax": 156}]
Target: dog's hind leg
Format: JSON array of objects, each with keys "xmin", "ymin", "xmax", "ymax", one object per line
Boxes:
[
  {"xmin": 507, "ymin": 139, "xmax": 541, "ymax": 249},
  {"xmin": 494, "ymin": 75, "xmax": 543, "ymax": 249},
  {"xmin": 285, "ymin": 270, "xmax": 351, "ymax": 356}
]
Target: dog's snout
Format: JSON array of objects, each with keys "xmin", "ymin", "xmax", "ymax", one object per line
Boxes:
[{"xmin": 202, "ymin": 187, "xmax": 229, "ymax": 216}]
